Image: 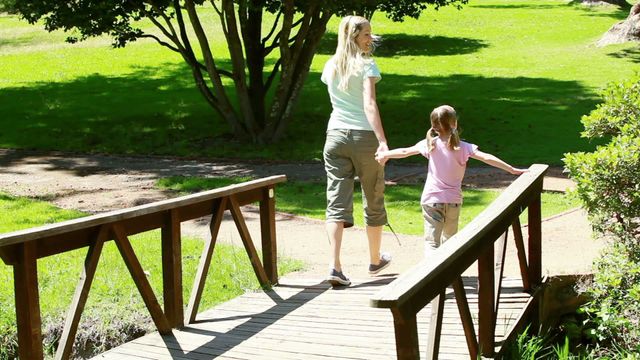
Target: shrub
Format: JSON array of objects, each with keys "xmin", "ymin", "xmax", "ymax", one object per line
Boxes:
[{"xmin": 564, "ymin": 73, "xmax": 640, "ymax": 356}]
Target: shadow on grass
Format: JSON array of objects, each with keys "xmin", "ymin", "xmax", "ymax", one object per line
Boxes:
[
  {"xmin": 297, "ymin": 72, "xmax": 601, "ymax": 165},
  {"xmin": 607, "ymin": 45, "xmax": 640, "ymax": 63},
  {"xmin": 316, "ymin": 32, "xmax": 489, "ymax": 57},
  {"xmin": 0, "ymin": 60, "xmax": 600, "ymax": 169},
  {"xmin": 473, "ymin": 1, "xmax": 629, "ymax": 18}
]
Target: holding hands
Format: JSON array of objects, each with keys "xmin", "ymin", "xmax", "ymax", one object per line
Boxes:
[
  {"xmin": 375, "ymin": 142, "xmax": 389, "ymax": 165},
  {"xmin": 375, "ymin": 149, "xmax": 389, "ymax": 165}
]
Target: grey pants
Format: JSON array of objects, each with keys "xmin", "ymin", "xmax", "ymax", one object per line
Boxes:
[
  {"xmin": 323, "ymin": 129, "xmax": 387, "ymax": 228},
  {"xmin": 422, "ymin": 203, "xmax": 461, "ymax": 256}
]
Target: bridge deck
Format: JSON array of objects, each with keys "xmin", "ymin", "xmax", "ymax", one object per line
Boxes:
[{"xmin": 93, "ymin": 276, "xmax": 530, "ymax": 360}]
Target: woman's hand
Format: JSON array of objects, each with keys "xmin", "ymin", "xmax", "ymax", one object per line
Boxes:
[{"xmin": 375, "ymin": 145, "xmax": 389, "ymax": 165}]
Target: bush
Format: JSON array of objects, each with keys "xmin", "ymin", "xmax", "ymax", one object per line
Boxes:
[{"xmin": 564, "ymin": 73, "xmax": 640, "ymax": 356}]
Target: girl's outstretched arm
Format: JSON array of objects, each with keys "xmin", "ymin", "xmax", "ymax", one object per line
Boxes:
[
  {"xmin": 470, "ymin": 150, "xmax": 528, "ymax": 175},
  {"xmin": 375, "ymin": 145, "xmax": 421, "ymax": 164}
]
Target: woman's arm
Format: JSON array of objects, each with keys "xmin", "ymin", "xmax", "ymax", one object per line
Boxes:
[
  {"xmin": 470, "ymin": 150, "xmax": 528, "ymax": 175},
  {"xmin": 363, "ymin": 77, "xmax": 388, "ymax": 155}
]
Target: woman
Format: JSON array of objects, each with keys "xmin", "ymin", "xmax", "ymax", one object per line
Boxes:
[{"xmin": 321, "ymin": 15, "xmax": 391, "ymax": 287}]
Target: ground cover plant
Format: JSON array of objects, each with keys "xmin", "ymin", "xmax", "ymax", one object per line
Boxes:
[
  {"xmin": 0, "ymin": 0, "xmax": 638, "ymax": 164},
  {"xmin": 157, "ymin": 176, "xmax": 580, "ymax": 235},
  {"xmin": 0, "ymin": 192, "xmax": 303, "ymax": 359}
]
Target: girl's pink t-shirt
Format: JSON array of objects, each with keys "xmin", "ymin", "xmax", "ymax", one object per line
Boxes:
[{"xmin": 416, "ymin": 138, "xmax": 478, "ymax": 205}]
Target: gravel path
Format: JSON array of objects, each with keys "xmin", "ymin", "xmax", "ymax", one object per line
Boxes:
[{"xmin": 0, "ymin": 148, "xmax": 604, "ymax": 279}]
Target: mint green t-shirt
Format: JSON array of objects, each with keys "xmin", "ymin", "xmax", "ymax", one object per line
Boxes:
[{"xmin": 321, "ymin": 57, "xmax": 382, "ymax": 131}]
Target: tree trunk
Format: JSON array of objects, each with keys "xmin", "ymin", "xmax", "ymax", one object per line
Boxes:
[
  {"xmin": 261, "ymin": 3, "xmax": 332, "ymax": 143},
  {"xmin": 597, "ymin": 3, "xmax": 640, "ymax": 46},
  {"xmin": 272, "ymin": 11, "xmax": 332, "ymax": 142},
  {"xmin": 242, "ymin": 0, "xmax": 268, "ymax": 142}
]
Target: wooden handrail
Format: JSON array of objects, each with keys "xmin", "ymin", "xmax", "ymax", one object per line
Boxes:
[
  {"xmin": 370, "ymin": 164, "xmax": 547, "ymax": 359},
  {"xmin": 0, "ymin": 175, "xmax": 286, "ymax": 248},
  {"xmin": 0, "ymin": 175, "xmax": 286, "ymax": 360}
]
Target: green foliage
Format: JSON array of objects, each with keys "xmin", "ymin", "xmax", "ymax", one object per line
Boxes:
[
  {"xmin": 0, "ymin": 0, "xmax": 15, "ymax": 13},
  {"xmin": 564, "ymin": 74, "xmax": 640, "ymax": 244},
  {"xmin": 504, "ymin": 326, "xmax": 553, "ymax": 359},
  {"xmin": 564, "ymin": 74, "xmax": 640, "ymax": 356},
  {"xmin": 579, "ymin": 244, "xmax": 640, "ymax": 356}
]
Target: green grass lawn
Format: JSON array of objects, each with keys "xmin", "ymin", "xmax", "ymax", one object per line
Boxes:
[
  {"xmin": 0, "ymin": 193, "xmax": 303, "ymax": 358},
  {"xmin": 1, "ymin": 0, "xmax": 638, "ymax": 164}
]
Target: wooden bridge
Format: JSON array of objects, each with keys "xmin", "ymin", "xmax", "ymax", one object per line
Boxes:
[{"xmin": 0, "ymin": 165, "xmax": 548, "ymax": 359}]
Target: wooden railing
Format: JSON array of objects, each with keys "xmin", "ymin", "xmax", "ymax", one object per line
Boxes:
[
  {"xmin": 0, "ymin": 175, "xmax": 286, "ymax": 360},
  {"xmin": 370, "ymin": 164, "xmax": 548, "ymax": 359}
]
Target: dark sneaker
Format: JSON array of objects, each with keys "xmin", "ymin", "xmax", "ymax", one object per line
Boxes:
[
  {"xmin": 368, "ymin": 253, "xmax": 392, "ymax": 275},
  {"xmin": 327, "ymin": 269, "xmax": 351, "ymax": 287}
]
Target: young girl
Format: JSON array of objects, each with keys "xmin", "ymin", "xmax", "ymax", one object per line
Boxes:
[{"xmin": 375, "ymin": 105, "xmax": 527, "ymax": 255}]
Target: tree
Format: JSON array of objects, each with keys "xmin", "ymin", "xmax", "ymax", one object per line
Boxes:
[{"xmin": 15, "ymin": 0, "xmax": 466, "ymax": 144}]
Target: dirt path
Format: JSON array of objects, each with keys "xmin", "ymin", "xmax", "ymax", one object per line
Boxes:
[{"xmin": 0, "ymin": 148, "xmax": 604, "ymax": 279}]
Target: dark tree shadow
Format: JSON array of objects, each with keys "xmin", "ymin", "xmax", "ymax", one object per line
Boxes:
[
  {"xmin": 607, "ymin": 45, "xmax": 640, "ymax": 62},
  {"xmin": 316, "ymin": 32, "xmax": 489, "ymax": 57},
  {"xmin": 0, "ymin": 60, "xmax": 601, "ymax": 170},
  {"xmin": 473, "ymin": 1, "xmax": 629, "ymax": 19},
  {"xmin": 568, "ymin": 0, "xmax": 632, "ymax": 12},
  {"xmin": 296, "ymin": 72, "xmax": 602, "ymax": 165}
]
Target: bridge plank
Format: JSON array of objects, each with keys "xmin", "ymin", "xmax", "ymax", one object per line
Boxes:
[{"xmin": 93, "ymin": 277, "xmax": 531, "ymax": 360}]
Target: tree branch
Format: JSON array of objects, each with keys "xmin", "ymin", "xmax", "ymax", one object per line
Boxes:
[
  {"xmin": 264, "ymin": 16, "xmax": 302, "ymax": 57},
  {"xmin": 209, "ymin": 0, "xmax": 223, "ymax": 18},
  {"xmin": 138, "ymin": 34, "xmax": 180, "ymax": 52},
  {"xmin": 265, "ymin": 58, "xmax": 282, "ymax": 92},
  {"xmin": 262, "ymin": 9, "xmax": 282, "ymax": 47},
  {"xmin": 184, "ymin": 0, "xmax": 232, "ymax": 104}
]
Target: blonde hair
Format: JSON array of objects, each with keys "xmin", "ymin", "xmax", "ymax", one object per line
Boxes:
[
  {"xmin": 331, "ymin": 16, "xmax": 375, "ymax": 91},
  {"xmin": 426, "ymin": 105, "xmax": 461, "ymax": 151}
]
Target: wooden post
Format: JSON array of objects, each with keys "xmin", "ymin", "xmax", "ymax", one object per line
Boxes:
[
  {"xmin": 391, "ymin": 307, "xmax": 420, "ymax": 360},
  {"xmin": 527, "ymin": 194, "xmax": 542, "ymax": 332},
  {"xmin": 162, "ymin": 209, "xmax": 183, "ymax": 328},
  {"xmin": 512, "ymin": 218, "xmax": 531, "ymax": 291},
  {"xmin": 14, "ymin": 242, "xmax": 43, "ymax": 360},
  {"xmin": 426, "ymin": 292, "xmax": 445, "ymax": 360},
  {"xmin": 228, "ymin": 195, "xmax": 270, "ymax": 287},
  {"xmin": 55, "ymin": 227, "xmax": 107, "ymax": 360},
  {"xmin": 528, "ymin": 195, "xmax": 542, "ymax": 288},
  {"xmin": 260, "ymin": 186, "xmax": 278, "ymax": 284},
  {"xmin": 452, "ymin": 277, "xmax": 479, "ymax": 360},
  {"xmin": 112, "ymin": 224, "xmax": 171, "ymax": 334},
  {"xmin": 478, "ymin": 243, "xmax": 495, "ymax": 357},
  {"xmin": 186, "ymin": 198, "xmax": 226, "ymax": 323}
]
